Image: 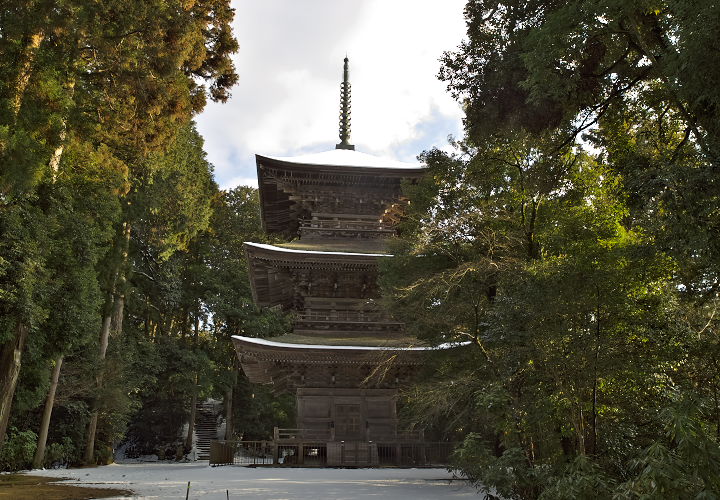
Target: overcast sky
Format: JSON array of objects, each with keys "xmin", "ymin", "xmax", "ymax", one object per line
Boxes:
[{"xmin": 195, "ymin": 0, "xmax": 467, "ymax": 189}]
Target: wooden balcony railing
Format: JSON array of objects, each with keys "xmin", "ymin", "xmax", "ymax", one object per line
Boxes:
[{"xmin": 209, "ymin": 439, "xmax": 456, "ymax": 467}]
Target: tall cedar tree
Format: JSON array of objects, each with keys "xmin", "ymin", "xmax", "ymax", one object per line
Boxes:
[
  {"xmin": 382, "ymin": 2, "xmax": 720, "ymax": 498},
  {"xmin": 0, "ymin": 0, "xmax": 238, "ymax": 449}
]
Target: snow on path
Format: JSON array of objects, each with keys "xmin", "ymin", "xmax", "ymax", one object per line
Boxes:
[{"xmin": 29, "ymin": 462, "xmax": 482, "ymax": 499}]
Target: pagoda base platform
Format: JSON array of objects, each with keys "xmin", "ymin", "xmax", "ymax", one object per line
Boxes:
[{"xmin": 209, "ymin": 438, "xmax": 455, "ymax": 468}]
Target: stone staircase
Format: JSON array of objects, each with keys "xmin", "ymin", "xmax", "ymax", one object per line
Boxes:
[{"xmin": 195, "ymin": 400, "xmax": 219, "ymax": 460}]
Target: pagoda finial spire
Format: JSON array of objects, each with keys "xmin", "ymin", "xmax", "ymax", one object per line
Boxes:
[{"xmin": 336, "ymin": 56, "xmax": 355, "ymax": 150}]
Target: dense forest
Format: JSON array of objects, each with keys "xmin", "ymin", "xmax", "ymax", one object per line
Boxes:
[
  {"xmin": 2, "ymin": 1, "xmax": 720, "ymax": 499},
  {"xmin": 0, "ymin": 0, "xmax": 292, "ymax": 470},
  {"xmin": 383, "ymin": 1, "xmax": 720, "ymax": 498}
]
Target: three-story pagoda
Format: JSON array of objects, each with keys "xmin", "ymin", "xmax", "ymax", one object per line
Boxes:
[{"xmin": 232, "ymin": 59, "xmax": 439, "ymax": 465}]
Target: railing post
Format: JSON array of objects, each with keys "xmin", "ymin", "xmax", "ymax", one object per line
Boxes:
[{"xmin": 298, "ymin": 443, "xmax": 304, "ymax": 465}]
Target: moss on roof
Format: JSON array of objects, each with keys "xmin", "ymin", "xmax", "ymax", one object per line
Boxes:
[
  {"xmin": 278, "ymin": 238, "xmax": 391, "ymax": 254},
  {"xmin": 266, "ymin": 333, "xmax": 422, "ymax": 348}
]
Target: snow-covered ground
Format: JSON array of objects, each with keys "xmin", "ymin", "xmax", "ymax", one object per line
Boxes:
[{"xmin": 29, "ymin": 462, "xmax": 483, "ymax": 499}]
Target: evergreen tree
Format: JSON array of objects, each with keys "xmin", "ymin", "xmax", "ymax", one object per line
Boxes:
[
  {"xmin": 382, "ymin": 1, "xmax": 720, "ymax": 497},
  {"xmin": 0, "ymin": 0, "xmax": 239, "ymax": 454}
]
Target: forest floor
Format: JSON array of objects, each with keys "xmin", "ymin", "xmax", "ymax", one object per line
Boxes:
[
  {"xmin": 23, "ymin": 462, "xmax": 483, "ymax": 499},
  {"xmin": 0, "ymin": 473, "xmax": 132, "ymax": 499}
]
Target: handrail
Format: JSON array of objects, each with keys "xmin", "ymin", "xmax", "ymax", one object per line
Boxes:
[
  {"xmin": 209, "ymin": 439, "xmax": 456, "ymax": 467},
  {"xmin": 275, "ymin": 428, "xmax": 333, "ymax": 440},
  {"xmin": 299, "ymin": 219, "xmax": 393, "ymax": 230},
  {"xmin": 297, "ymin": 311, "xmax": 396, "ymax": 322}
]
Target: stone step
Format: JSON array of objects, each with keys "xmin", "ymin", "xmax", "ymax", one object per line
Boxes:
[{"xmin": 193, "ymin": 399, "xmax": 220, "ymax": 461}]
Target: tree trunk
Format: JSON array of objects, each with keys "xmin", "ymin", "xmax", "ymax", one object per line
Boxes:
[
  {"xmin": 0, "ymin": 322, "xmax": 30, "ymax": 444},
  {"xmin": 184, "ymin": 309, "xmax": 201, "ymax": 452},
  {"xmin": 224, "ymin": 385, "xmax": 234, "ymax": 441},
  {"xmin": 589, "ymin": 286, "xmax": 602, "ymax": 456},
  {"xmin": 48, "ymin": 79, "xmax": 75, "ymax": 179},
  {"xmin": 32, "ymin": 354, "xmax": 64, "ymax": 469},
  {"xmin": 83, "ymin": 312, "xmax": 111, "ymax": 464},
  {"xmin": 577, "ymin": 408, "xmax": 586, "ymax": 455},
  {"xmin": 83, "ymin": 411, "xmax": 99, "ymax": 464},
  {"xmin": 112, "ymin": 289, "xmax": 126, "ymax": 339},
  {"xmin": 83, "ymin": 222, "xmax": 130, "ymax": 463},
  {"xmin": 185, "ymin": 373, "xmax": 199, "ymax": 452},
  {"xmin": 11, "ymin": 30, "xmax": 45, "ymax": 119}
]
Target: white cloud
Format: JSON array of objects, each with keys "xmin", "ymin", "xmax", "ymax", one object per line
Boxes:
[
  {"xmin": 196, "ymin": 0, "xmax": 467, "ymax": 189},
  {"xmin": 220, "ymin": 175, "xmax": 258, "ymax": 190}
]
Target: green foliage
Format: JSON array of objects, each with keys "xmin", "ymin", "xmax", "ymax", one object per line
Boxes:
[
  {"xmin": 0, "ymin": 194, "xmax": 53, "ymax": 326},
  {"xmin": 454, "ymin": 437, "xmax": 548, "ymax": 500},
  {"xmin": 131, "ymin": 123, "xmax": 217, "ymax": 259},
  {"xmin": 615, "ymin": 401, "xmax": 720, "ymax": 499},
  {"xmin": 0, "ymin": 0, "xmax": 239, "ymax": 196},
  {"xmin": 44, "ymin": 436, "xmax": 75, "ymax": 468},
  {"xmin": 202, "ymin": 186, "xmax": 289, "ymax": 338},
  {"xmin": 388, "ymin": 134, "xmax": 719, "ymax": 496},
  {"xmin": 385, "ymin": 3, "xmax": 720, "ymax": 497},
  {"xmin": 0, "ymin": 428, "xmax": 37, "ymax": 471},
  {"xmin": 234, "ymin": 382, "xmax": 296, "ymax": 441},
  {"xmin": 121, "ymin": 333, "xmax": 214, "ymax": 456},
  {"xmin": 117, "ymin": 181, "xmax": 293, "ymax": 455},
  {"xmin": 539, "ymin": 455, "xmax": 615, "ymax": 500},
  {"xmin": 0, "ymin": 0, "xmax": 240, "ymax": 462}
]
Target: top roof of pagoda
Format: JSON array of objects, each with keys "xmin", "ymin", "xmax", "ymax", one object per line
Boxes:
[
  {"xmin": 255, "ymin": 148, "xmax": 424, "ymax": 237},
  {"xmin": 259, "ymin": 148, "xmax": 423, "ymax": 171}
]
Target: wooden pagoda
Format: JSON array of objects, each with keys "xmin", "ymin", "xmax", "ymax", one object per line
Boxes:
[{"xmin": 232, "ymin": 58, "xmax": 443, "ymax": 465}]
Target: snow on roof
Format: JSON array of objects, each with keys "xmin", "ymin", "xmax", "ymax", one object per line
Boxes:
[
  {"xmin": 232, "ymin": 335, "xmax": 470, "ymax": 351},
  {"xmin": 244, "ymin": 241, "xmax": 392, "ymax": 258},
  {"xmin": 262, "ymin": 148, "xmax": 423, "ymax": 170}
]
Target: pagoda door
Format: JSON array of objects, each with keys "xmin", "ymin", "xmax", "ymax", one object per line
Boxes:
[{"xmin": 334, "ymin": 403, "xmax": 364, "ymax": 440}]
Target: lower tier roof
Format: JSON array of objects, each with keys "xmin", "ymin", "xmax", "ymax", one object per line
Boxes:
[
  {"xmin": 245, "ymin": 241, "xmax": 390, "ymax": 257},
  {"xmin": 278, "ymin": 238, "xmax": 391, "ymax": 255},
  {"xmin": 232, "ymin": 336, "xmax": 470, "ymax": 386},
  {"xmin": 232, "ymin": 335, "xmax": 469, "ymax": 351}
]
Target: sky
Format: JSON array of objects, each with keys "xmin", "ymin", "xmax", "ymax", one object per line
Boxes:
[{"xmin": 195, "ymin": 0, "xmax": 468, "ymax": 189}]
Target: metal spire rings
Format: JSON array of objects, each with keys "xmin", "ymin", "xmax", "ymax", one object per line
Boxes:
[{"xmin": 336, "ymin": 57, "xmax": 355, "ymax": 150}]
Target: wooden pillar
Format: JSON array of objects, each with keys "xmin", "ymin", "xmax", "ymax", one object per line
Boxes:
[{"xmin": 272, "ymin": 427, "xmax": 279, "ymax": 464}]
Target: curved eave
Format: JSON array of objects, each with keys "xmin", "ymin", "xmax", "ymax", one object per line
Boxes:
[
  {"xmin": 255, "ymin": 153, "xmax": 424, "ymax": 236},
  {"xmin": 245, "ymin": 241, "xmax": 391, "ymax": 258},
  {"xmin": 244, "ymin": 241, "xmax": 389, "ymax": 308},
  {"xmin": 232, "ymin": 335, "xmax": 470, "ymax": 352},
  {"xmin": 232, "ymin": 337, "xmax": 470, "ymax": 385},
  {"xmin": 256, "ymin": 152, "xmax": 425, "ymax": 175}
]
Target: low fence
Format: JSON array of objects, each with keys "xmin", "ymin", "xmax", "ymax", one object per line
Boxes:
[
  {"xmin": 209, "ymin": 441, "xmax": 274, "ymax": 466},
  {"xmin": 273, "ymin": 428, "xmax": 425, "ymax": 442},
  {"xmin": 375, "ymin": 442, "xmax": 454, "ymax": 466},
  {"xmin": 274, "ymin": 428, "xmax": 332, "ymax": 441},
  {"xmin": 209, "ymin": 440, "xmax": 456, "ymax": 467}
]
